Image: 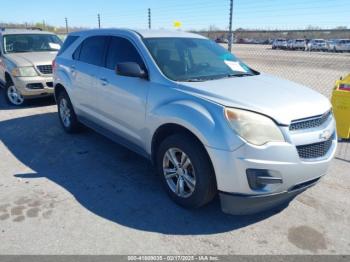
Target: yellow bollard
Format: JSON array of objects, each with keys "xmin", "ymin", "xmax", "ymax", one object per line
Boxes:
[{"xmin": 331, "ymin": 74, "xmax": 350, "ymax": 139}]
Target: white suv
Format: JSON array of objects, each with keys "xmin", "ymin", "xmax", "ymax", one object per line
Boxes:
[
  {"xmin": 0, "ymin": 28, "xmax": 62, "ymax": 105},
  {"xmin": 54, "ymin": 29, "xmax": 337, "ymax": 215}
]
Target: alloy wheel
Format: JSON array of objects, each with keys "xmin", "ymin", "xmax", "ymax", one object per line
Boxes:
[
  {"xmin": 7, "ymin": 85, "xmax": 24, "ymax": 105},
  {"xmin": 163, "ymin": 148, "xmax": 196, "ymax": 198},
  {"xmin": 59, "ymin": 98, "xmax": 71, "ymax": 128}
]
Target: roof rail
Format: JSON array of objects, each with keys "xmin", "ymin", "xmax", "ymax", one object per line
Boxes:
[{"xmin": 0, "ymin": 27, "xmax": 43, "ymax": 31}]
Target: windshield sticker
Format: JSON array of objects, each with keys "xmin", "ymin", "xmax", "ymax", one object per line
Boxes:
[
  {"xmin": 224, "ymin": 61, "xmax": 247, "ymax": 73},
  {"xmin": 49, "ymin": 43, "xmax": 61, "ymax": 50}
]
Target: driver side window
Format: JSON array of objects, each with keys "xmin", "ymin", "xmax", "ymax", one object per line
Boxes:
[{"xmin": 106, "ymin": 37, "xmax": 145, "ymax": 70}]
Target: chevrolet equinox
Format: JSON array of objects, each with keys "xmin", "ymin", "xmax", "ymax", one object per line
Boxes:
[{"xmin": 53, "ymin": 29, "xmax": 337, "ymax": 215}]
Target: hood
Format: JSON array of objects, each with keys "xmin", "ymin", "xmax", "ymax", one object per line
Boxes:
[
  {"xmin": 6, "ymin": 51, "xmax": 57, "ymax": 66},
  {"xmin": 177, "ymin": 73, "xmax": 331, "ymax": 125}
]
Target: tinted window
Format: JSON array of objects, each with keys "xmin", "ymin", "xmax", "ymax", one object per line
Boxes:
[
  {"xmin": 58, "ymin": 35, "xmax": 79, "ymax": 56},
  {"xmin": 72, "ymin": 43, "xmax": 82, "ymax": 60},
  {"xmin": 79, "ymin": 36, "xmax": 108, "ymax": 66},
  {"xmin": 106, "ymin": 37, "xmax": 145, "ymax": 70}
]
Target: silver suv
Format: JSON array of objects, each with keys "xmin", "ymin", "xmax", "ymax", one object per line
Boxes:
[
  {"xmin": 0, "ymin": 28, "xmax": 62, "ymax": 105},
  {"xmin": 54, "ymin": 29, "xmax": 337, "ymax": 215}
]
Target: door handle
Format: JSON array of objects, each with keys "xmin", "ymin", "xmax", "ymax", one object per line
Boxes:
[{"xmin": 100, "ymin": 78, "xmax": 109, "ymax": 86}]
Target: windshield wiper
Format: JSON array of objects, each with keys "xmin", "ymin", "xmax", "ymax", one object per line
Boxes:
[
  {"xmin": 226, "ymin": 73, "xmax": 253, "ymax": 78},
  {"xmin": 181, "ymin": 78, "xmax": 206, "ymax": 82}
]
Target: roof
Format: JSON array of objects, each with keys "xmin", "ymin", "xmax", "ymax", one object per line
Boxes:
[
  {"xmin": 135, "ymin": 29, "xmax": 206, "ymax": 39},
  {"xmin": 0, "ymin": 29, "xmax": 55, "ymax": 35},
  {"xmin": 70, "ymin": 28, "xmax": 206, "ymax": 39}
]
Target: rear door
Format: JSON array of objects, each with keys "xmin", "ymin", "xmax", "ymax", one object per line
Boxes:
[{"xmin": 71, "ymin": 35, "xmax": 109, "ymax": 119}]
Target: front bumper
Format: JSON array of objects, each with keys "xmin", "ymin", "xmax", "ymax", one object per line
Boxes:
[
  {"xmin": 206, "ymin": 121, "xmax": 337, "ymax": 215},
  {"xmin": 219, "ymin": 176, "xmax": 320, "ymax": 215},
  {"xmin": 13, "ymin": 76, "xmax": 54, "ymax": 99}
]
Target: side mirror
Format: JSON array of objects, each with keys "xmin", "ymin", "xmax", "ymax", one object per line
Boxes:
[{"xmin": 116, "ymin": 62, "xmax": 148, "ymax": 79}]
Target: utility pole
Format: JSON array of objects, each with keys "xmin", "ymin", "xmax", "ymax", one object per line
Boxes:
[
  {"xmin": 42, "ymin": 20, "xmax": 46, "ymax": 30},
  {"xmin": 65, "ymin": 17, "xmax": 69, "ymax": 34},
  {"xmin": 228, "ymin": 0, "xmax": 233, "ymax": 52},
  {"xmin": 148, "ymin": 8, "xmax": 151, "ymax": 29},
  {"xmin": 98, "ymin": 14, "xmax": 101, "ymax": 29}
]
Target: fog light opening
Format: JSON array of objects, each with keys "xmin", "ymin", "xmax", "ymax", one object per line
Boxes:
[{"xmin": 246, "ymin": 169, "xmax": 283, "ymax": 190}]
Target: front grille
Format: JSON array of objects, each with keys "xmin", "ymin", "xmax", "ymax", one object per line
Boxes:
[
  {"xmin": 296, "ymin": 133, "xmax": 335, "ymax": 159},
  {"xmin": 37, "ymin": 65, "xmax": 53, "ymax": 75},
  {"xmin": 290, "ymin": 111, "xmax": 331, "ymax": 131}
]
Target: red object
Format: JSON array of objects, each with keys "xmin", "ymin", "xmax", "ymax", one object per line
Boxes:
[
  {"xmin": 339, "ymin": 84, "xmax": 350, "ymax": 91},
  {"xmin": 52, "ymin": 59, "xmax": 56, "ymax": 71}
]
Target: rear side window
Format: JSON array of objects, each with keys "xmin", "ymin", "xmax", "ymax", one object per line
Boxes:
[
  {"xmin": 106, "ymin": 37, "xmax": 145, "ymax": 70},
  {"xmin": 57, "ymin": 35, "xmax": 79, "ymax": 56},
  {"xmin": 78, "ymin": 36, "xmax": 109, "ymax": 66}
]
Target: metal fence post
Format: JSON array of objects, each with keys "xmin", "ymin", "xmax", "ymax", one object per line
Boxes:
[
  {"xmin": 228, "ymin": 0, "xmax": 233, "ymax": 52},
  {"xmin": 148, "ymin": 8, "xmax": 151, "ymax": 29},
  {"xmin": 65, "ymin": 17, "xmax": 69, "ymax": 34},
  {"xmin": 98, "ymin": 14, "xmax": 101, "ymax": 29}
]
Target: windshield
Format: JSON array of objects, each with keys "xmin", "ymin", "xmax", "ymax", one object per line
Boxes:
[
  {"xmin": 3, "ymin": 34, "xmax": 62, "ymax": 53},
  {"xmin": 144, "ymin": 37, "xmax": 257, "ymax": 82}
]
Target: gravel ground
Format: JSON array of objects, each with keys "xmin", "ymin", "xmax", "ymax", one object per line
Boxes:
[{"xmin": 0, "ymin": 45, "xmax": 349, "ymax": 255}]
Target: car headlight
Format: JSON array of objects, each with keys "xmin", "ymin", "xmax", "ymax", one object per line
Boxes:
[
  {"xmin": 224, "ymin": 108, "xmax": 285, "ymax": 146},
  {"xmin": 12, "ymin": 67, "xmax": 38, "ymax": 77}
]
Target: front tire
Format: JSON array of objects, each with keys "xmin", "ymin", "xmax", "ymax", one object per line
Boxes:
[
  {"xmin": 156, "ymin": 134, "xmax": 217, "ymax": 209},
  {"xmin": 5, "ymin": 80, "xmax": 25, "ymax": 106},
  {"xmin": 57, "ymin": 91, "xmax": 81, "ymax": 133}
]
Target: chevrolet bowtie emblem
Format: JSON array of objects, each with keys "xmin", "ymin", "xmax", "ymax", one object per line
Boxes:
[{"xmin": 320, "ymin": 130, "xmax": 332, "ymax": 141}]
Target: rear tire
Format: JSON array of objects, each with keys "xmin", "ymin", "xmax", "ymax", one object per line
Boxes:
[
  {"xmin": 156, "ymin": 133, "xmax": 217, "ymax": 209},
  {"xmin": 57, "ymin": 91, "xmax": 81, "ymax": 133}
]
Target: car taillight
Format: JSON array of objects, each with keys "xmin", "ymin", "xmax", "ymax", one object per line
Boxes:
[{"xmin": 339, "ymin": 84, "xmax": 350, "ymax": 91}]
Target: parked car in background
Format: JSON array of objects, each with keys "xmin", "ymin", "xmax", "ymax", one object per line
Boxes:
[
  {"xmin": 305, "ymin": 39, "xmax": 327, "ymax": 51},
  {"xmin": 272, "ymin": 39, "xmax": 287, "ymax": 49},
  {"xmin": 287, "ymin": 40, "xmax": 294, "ymax": 50},
  {"xmin": 0, "ymin": 28, "xmax": 62, "ymax": 105},
  {"xmin": 215, "ymin": 37, "xmax": 229, "ymax": 44},
  {"xmin": 333, "ymin": 39, "xmax": 350, "ymax": 53},
  {"xmin": 54, "ymin": 29, "xmax": 337, "ymax": 215},
  {"xmin": 292, "ymin": 39, "xmax": 306, "ymax": 50},
  {"xmin": 327, "ymin": 39, "xmax": 338, "ymax": 52}
]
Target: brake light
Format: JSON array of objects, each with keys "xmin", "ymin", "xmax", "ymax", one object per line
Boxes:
[{"xmin": 339, "ymin": 84, "xmax": 350, "ymax": 91}]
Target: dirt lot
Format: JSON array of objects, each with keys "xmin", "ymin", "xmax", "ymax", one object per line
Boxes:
[{"xmin": 0, "ymin": 45, "xmax": 349, "ymax": 255}]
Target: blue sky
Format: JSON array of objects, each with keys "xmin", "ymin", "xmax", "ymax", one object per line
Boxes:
[{"xmin": 2, "ymin": 0, "xmax": 349, "ymax": 30}]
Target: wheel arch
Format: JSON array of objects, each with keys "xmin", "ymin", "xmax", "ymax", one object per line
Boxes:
[
  {"xmin": 5, "ymin": 72, "xmax": 13, "ymax": 85},
  {"xmin": 54, "ymin": 83, "xmax": 67, "ymax": 101},
  {"xmin": 151, "ymin": 123, "xmax": 217, "ymax": 188}
]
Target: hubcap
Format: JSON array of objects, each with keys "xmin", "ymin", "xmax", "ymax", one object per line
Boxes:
[
  {"xmin": 163, "ymin": 148, "xmax": 196, "ymax": 198},
  {"xmin": 59, "ymin": 98, "xmax": 71, "ymax": 127},
  {"xmin": 7, "ymin": 85, "xmax": 24, "ymax": 105}
]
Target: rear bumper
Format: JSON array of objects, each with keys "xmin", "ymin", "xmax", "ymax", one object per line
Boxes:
[{"xmin": 219, "ymin": 176, "xmax": 320, "ymax": 215}]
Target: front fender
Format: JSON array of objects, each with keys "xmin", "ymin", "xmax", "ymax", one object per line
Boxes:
[{"xmin": 147, "ymin": 99, "xmax": 244, "ymax": 153}]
